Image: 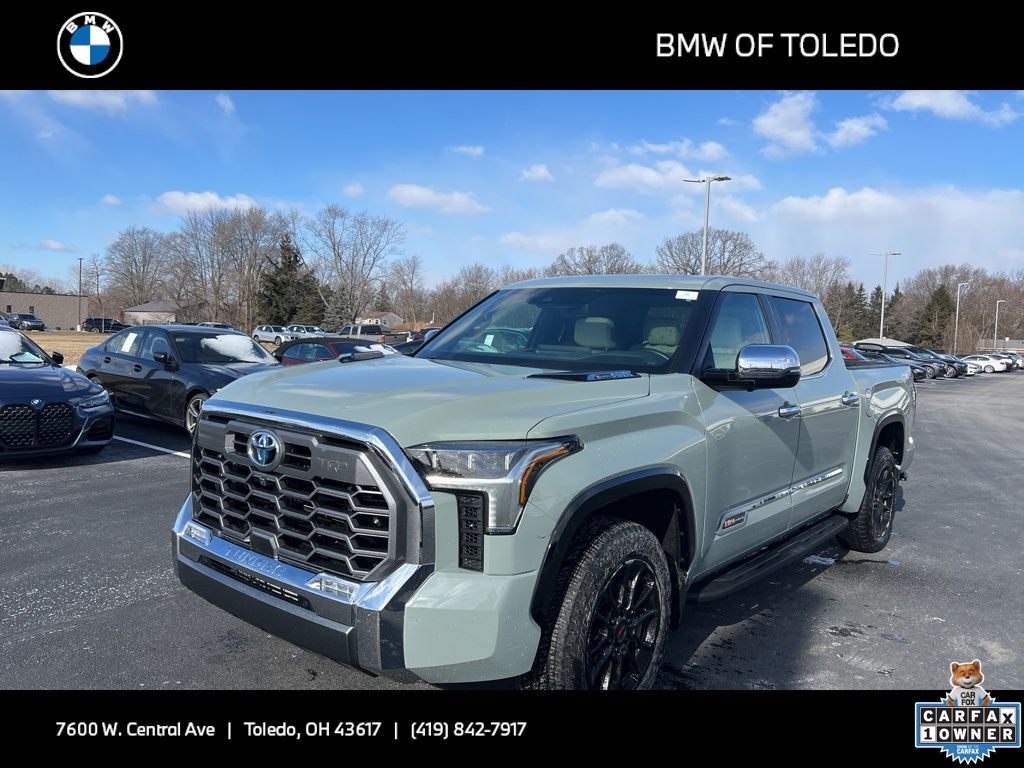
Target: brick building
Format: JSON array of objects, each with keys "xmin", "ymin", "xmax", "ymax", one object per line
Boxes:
[{"xmin": 0, "ymin": 290, "xmax": 86, "ymax": 330}]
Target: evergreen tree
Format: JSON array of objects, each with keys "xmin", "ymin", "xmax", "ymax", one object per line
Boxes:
[
  {"xmin": 257, "ymin": 234, "xmax": 322, "ymax": 325},
  {"xmin": 913, "ymin": 285, "xmax": 954, "ymax": 346},
  {"xmin": 373, "ymin": 284, "xmax": 391, "ymax": 312},
  {"xmin": 852, "ymin": 283, "xmax": 870, "ymax": 339},
  {"xmin": 867, "ymin": 285, "xmax": 884, "ymax": 337},
  {"xmin": 321, "ymin": 290, "xmax": 347, "ymax": 332}
]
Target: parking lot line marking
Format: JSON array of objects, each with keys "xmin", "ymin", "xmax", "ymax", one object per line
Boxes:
[{"xmin": 112, "ymin": 436, "xmax": 190, "ymax": 458}]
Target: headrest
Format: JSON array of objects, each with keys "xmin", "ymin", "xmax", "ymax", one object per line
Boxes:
[
  {"xmin": 647, "ymin": 325, "xmax": 680, "ymax": 347},
  {"xmin": 574, "ymin": 317, "xmax": 615, "ymax": 349}
]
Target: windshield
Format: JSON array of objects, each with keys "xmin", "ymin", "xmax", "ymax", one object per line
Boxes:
[
  {"xmin": 0, "ymin": 331, "xmax": 47, "ymax": 364},
  {"xmin": 419, "ymin": 286, "xmax": 700, "ymax": 373},
  {"xmin": 173, "ymin": 332, "xmax": 276, "ymax": 364}
]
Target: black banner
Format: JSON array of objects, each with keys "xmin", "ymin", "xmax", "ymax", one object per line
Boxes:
[
  {"xmin": 3, "ymin": 7, "xmax": 1022, "ymax": 88},
  {"xmin": 10, "ymin": 689, "xmax": 1024, "ymax": 758}
]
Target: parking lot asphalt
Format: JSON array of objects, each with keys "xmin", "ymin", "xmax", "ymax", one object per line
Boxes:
[{"xmin": 1, "ymin": 372, "xmax": 1021, "ymax": 690}]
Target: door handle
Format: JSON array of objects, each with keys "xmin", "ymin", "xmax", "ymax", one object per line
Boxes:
[
  {"xmin": 132, "ymin": 364, "xmax": 143, "ymax": 373},
  {"xmin": 840, "ymin": 391, "xmax": 860, "ymax": 406},
  {"xmin": 102, "ymin": 356, "xmax": 111, "ymax": 364},
  {"xmin": 777, "ymin": 403, "xmax": 802, "ymax": 419}
]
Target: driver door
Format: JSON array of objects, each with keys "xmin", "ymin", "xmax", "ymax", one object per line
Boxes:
[
  {"xmin": 133, "ymin": 329, "xmax": 178, "ymax": 419},
  {"xmin": 691, "ymin": 290, "xmax": 801, "ymax": 576}
]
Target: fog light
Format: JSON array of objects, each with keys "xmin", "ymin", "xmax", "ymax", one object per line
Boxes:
[
  {"xmin": 306, "ymin": 573, "xmax": 357, "ymax": 599},
  {"xmin": 184, "ymin": 521, "xmax": 211, "ymax": 544}
]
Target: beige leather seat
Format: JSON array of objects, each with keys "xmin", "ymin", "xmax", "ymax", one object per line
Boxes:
[
  {"xmin": 574, "ymin": 317, "xmax": 615, "ymax": 350},
  {"xmin": 642, "ymin": 324, "xmax": 681, "ymax": 356}
]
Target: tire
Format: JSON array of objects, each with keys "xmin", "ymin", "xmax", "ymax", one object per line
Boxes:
[
  {"xmin": 944, "ymin": 366, "xmax": 956, "ymax": 378},
  {"xmin": 840, "ymin": 445, "xmax": 898, "ymax": 553},
  {"xmin": 274, "ymin": 336, "xmax": 282, "ymax": 346},
  {"xmin": 924, "ymin": 366, "xmax": 936, "ymax": 379},
  {"xmin": 985, "ymin": 365, "xmax": 994, "ymax": 373},
  {"xmin": 521, "ymin": 518, "xmax": 671, "ymax": 690},
  {"xmin": 184, "ymin": 392, "xmax": 208, "ymax": 435},
  {"xmin": 89, "ymin": 327, "xmax": 100, "ymax": 333},
  {"xmin": 253, "ymin": 335, "xmax": 260, "ymax": 342}
]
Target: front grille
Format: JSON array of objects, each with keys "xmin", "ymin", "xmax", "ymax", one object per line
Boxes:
[
  {"xmin": 192, "ymin": 420, "xmax": 395, "ymax": 581},
  {"xmin": 0, "ymin": 403, "xmax": 75, "ymax": 450}
]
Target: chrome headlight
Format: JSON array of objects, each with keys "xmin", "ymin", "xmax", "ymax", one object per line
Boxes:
[
  {"xmin": 406, "ymin": 438, "xmax": 582, "ymax": 534},
  {"xmin": 78, "ymin": 390, "xmax": 110, "ymax": 409}
]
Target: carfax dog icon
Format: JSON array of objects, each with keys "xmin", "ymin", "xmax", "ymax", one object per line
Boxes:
[{"xmin": 916, "ymin": 659, "xmax": 1020, "ymax": 763}]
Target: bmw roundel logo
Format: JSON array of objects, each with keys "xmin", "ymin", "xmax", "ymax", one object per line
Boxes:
[
  {"xmin": 57, "ymin": 12, "xmax": 123, "ymax": 79},
  {"xmin": 247, "ymin": 430, "xmax": 281, "ymax": 469},
  {"xmin": 30, "ymin": 398, "xmax": 44, "ymax": 410}
]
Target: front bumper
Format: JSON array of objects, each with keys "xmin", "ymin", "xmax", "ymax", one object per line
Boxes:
[{"xmin": 173, "ymin": 497, "xmax": 431, "ymax": 681}]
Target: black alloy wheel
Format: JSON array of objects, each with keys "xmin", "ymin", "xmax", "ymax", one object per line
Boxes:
[{"xmin": 585, "ymin": 559, "xmax": 663, "ymax": 690}]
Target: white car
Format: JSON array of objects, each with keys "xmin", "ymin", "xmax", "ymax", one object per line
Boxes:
[
  {"xmin": 285, "ymin": 324, "xmax": 326, "ymax": 339},
  {"xmin": 251, "ymin": 324, "xmax": 298, "ymax": 345},
  {"xmin": 961, "ymin": 354, "xmax": 1008, "ymax": 373}
]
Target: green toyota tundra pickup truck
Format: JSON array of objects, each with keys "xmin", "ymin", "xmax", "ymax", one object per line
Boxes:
[{"xmin": 173, "ymin": 275, "xmax": 915, "ymax": 689}]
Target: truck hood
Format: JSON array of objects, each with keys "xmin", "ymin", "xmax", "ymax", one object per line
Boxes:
[{"xmin": 210, "ymin": 354, "xmax": 649, "ymax": 446}]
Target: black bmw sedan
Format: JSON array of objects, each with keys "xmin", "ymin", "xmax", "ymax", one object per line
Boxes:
[
  {"xmin": 77, "ymin": 324, "xmax": 279, "ymax": 435},
  {"xmin": 0, "ymin": 326, "xmax": 114, "ymax": 458}
]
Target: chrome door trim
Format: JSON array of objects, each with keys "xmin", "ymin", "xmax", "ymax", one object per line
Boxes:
[{"xmin": 716, "ymin": 466, "xmax": 844, "ymax": 535}]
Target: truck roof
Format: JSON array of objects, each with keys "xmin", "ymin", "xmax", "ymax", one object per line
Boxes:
[{"xmin": 503, "ymin": 273, "xmax": 818, "ymax": 298}]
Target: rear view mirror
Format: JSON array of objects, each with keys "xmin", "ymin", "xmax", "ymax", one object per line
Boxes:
[
  {"xmin": 736, "ymin": 344, "xmax": 802, "ymax": 388},
  {"xmin": 51, "ymin": 351, "xmax": 64, "ymax": 365},
  {"xmin": 153, "ymin": 352, "xmax": 169, "ymax": 364}
]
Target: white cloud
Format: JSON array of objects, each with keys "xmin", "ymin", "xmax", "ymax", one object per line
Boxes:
[
  {"xmin": 595, "ymin": 160, "xmax": 761, "ymax": 195},
  {"xmin": 595, "ymin": 160, "xmax": 691, "ymax": 193},
  {"xmin": 47, "ymin": 90, "xmax": 158, "ymax": 114},
  {"xmin": 500, "ymin": 231, "xmax": 574, "ymax": 253},
  {"xmin": 39, "ymin": 239, "xmax": 72, "ymax": 252},
  {"xmin": 387, "ymin": 184, "xmax": 489, "ymax": 215},
  {"xmin": 452, "ymin": 145, "xmax": 485, "ymax": 157},
  {"xmin": 343, "ymin": 182, "xmax": 365, "ymax": 198},
  {"xmin": 718, "ymin": 117, "xmax": 739, "ymax": 126},
  {"xmin": 754, "ymin": 92, "xmax": 819, "ymax": 158},
  {"xmin": 629, "ymin": 138, "xmax": 729, "ymax": 162},
  {"xmin": 886, "ymin": 91, "xmax": 1017, "ymax": 127},
  {"xmin": 156, "ymin": 190, "xmax": 257, "ymax": 213},
  {"xmin": 764, "ymin": 185, "xmax": 1024, "ymax": 276},
  {"xmin": 717, "ymin": 196, "xmax": 759, "ymax": 223},
  {"xmin": 826, "ymin": 113, "xmax": 887, "ymax": 148},
  {"xmin": 100, "ymin": 194, "xmax": 122, "ymax": 206},
  {"xmin": 519, "ymin": 163, "xmax": 555, "ymax": 182},
  {"xmin": 214, "ymin": 93, "xmax": 235, "ymax": 115},
  {"xmin": 585, "ymin": 208, "xmax": 644, "ymax": 227}
]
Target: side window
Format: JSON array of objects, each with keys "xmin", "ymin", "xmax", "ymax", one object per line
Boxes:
[
  {"xmin": 707, "ymin": 293, "xmax": 771, "ymax": 371},
  {"xmin": 313, "ymin": 345, "xmax": 333, "ymax": 361},
  {"xmin": 340, "ymin": 326, "xmax": 351, "ymax": 336},
  {"xmin": 142, "ymin": 331, "xmax": 171, "ymax": 360},
  {"xmin": 768, "ymin": 297, "xmax": 830, "ymax": 375},
  {"xmin": 365, "ymin": 325, "xmax": 381, "ymax": 335},
  {"xmin": 282, "ymin": 343, "xmax": 312, "ymax": 362},
  {"xmin": 108, "ymin": 330, "xmax": 142, "ymax": 356}
]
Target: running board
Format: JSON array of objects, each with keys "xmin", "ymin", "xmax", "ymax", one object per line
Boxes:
[{"xmin": 687, "ymin": 513, "xmax": 850, "ymax": 603}]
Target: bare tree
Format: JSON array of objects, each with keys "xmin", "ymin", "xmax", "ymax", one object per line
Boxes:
[
  {"xmin": 388, "ymin": 255, "xmax": 427, "ymax": 326},
  {"xmin": 545, "ymin": 243, "xmax": 642, "ymax": 276},
  {"xmin": 655, "ymin": 228, "xmax": 772, "ymax": 278},
  {"xmin": 497, "ymin": 265, "xmax": 543, "ymax": 285},
  {"xmin": 306, "ymin": 205, "xmax": 405, "ymax": 324},
  {"xmin": 80, "ymin": 253, "xmax": 108, "ymax": 316},
  {"xmin": 105, "ymin": 226, "xmax": 169, "ymax": 308},
  {"xmin": 769, "ymin": 254, "xmax": 851, "ymax": 297},
  {"xmin": 426, "ymin": 263, "xmax": 498, "ymax": 324}
]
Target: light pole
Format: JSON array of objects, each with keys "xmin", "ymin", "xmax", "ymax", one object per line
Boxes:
[
  {"xmin": 877, "ymin": 251, "xmax": 901, "ymax": 339},
  {"xmin": 953, "ymin": 281, "xmax": 970, "ymax": 355},
  {"xmin": 994, "ymin": 300, "xmax": 1008, "ymax": 351},
  {"xmin": 683, "ymin": 175, "xmax": 731, "ymax": 275},
  {"xmin": 77, "ymin": 256, "xmax": 83, "ymax": 331}
]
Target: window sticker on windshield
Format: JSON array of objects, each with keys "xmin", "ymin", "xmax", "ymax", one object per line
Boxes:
[
  {"xmin": 675, "ymin": 290, "xmax": 699, "ymax": 301},
  {"xmin": 484, "ymin": 334, "xmax": 495, "ymax": 347}
]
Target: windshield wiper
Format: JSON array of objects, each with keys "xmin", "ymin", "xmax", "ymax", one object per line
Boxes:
[{"xmin": 527, "ymin": 370, "xmax": 640, "ymax": 382}]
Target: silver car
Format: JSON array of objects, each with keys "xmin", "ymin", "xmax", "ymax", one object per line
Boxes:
[
  {"xmin": 251, "ymin": 324, "xmax": 298, "ymax": 346},
  {"xmin": 285, "ymin": 324, "xmax": 326, "ymax": 339}
]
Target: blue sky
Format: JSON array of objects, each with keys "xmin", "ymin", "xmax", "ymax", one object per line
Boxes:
[{"xmin": 2, "ymin": 89, "xmax": 1023, "ymax": 289}]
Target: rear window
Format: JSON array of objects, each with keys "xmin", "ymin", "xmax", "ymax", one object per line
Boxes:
[
  {"xmin": 767, "ymin": 297, "xmax": 830, "ymax": 375},
  {"xmin": 363, "ymin": 325, "xmax": 382, "ymax": 334}
]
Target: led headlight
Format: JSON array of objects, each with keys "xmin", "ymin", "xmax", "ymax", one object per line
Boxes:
[
  {"xmin": 406, "ymin": 438, "xmax": 582, "ymax": 534},
  {"xmin": 78, "ymin": 390, "xmax": 110, "ymax": 409}
]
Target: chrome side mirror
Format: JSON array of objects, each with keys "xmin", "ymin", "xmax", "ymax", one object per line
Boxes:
[{"xmin": 737, "ymin": 344, "xmax": 801, "ymax": 388}]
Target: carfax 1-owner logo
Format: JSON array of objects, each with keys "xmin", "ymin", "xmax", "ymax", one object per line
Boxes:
[
  {"xmin": 916, "ymin": 660, "xmax": 1021, "ymax": 763},
  {"xmin": 57, "ymin": 12, "xmax": 123, "ymax": 78}
]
